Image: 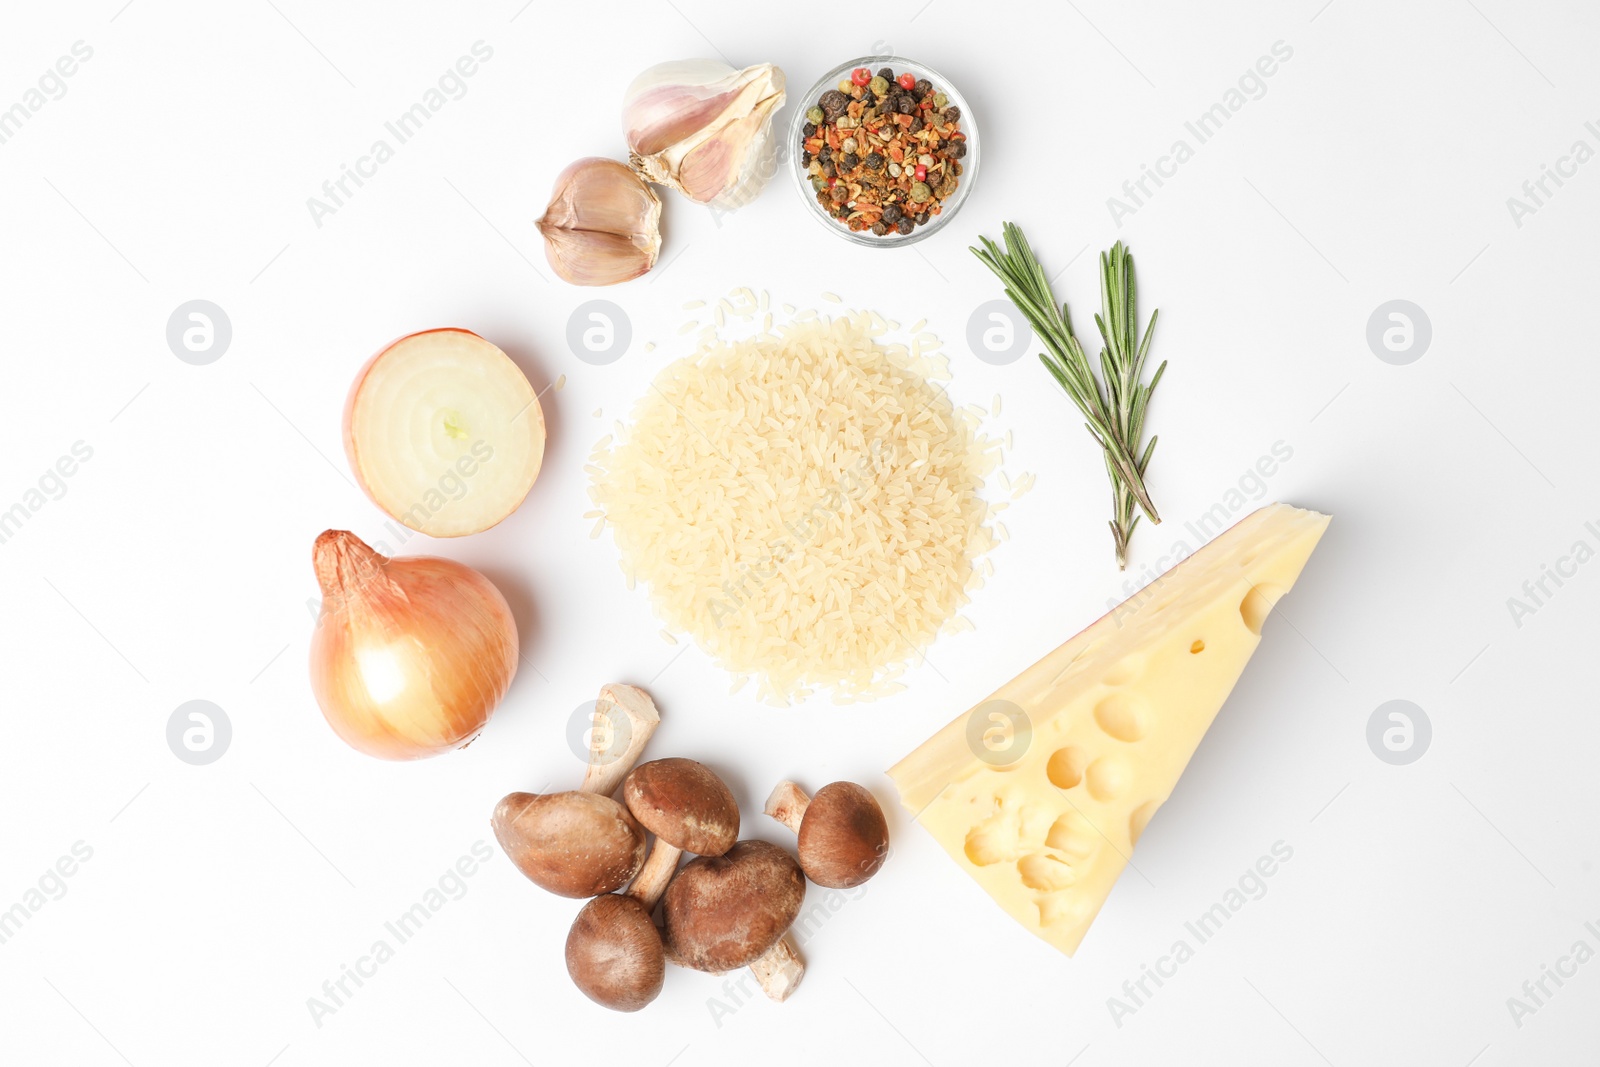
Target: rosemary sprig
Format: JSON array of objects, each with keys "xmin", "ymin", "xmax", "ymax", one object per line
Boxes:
[{"xmin": 972, "ymin": 223, "xmax": 1165, "ymax": 569}]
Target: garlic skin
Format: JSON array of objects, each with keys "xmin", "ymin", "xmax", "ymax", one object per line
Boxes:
[
  {"xmin": 309, "ymin": 530, "xmax": 518, "ymax": 760},
  {"xmin": 623, "ymin": 60, "xmax": 786, "ymax": 210},
  {"xmin": 536, "ymin": 157, "xmax": 662, "ymax": 286}
]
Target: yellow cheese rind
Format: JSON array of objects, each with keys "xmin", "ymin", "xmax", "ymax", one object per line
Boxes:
[{"xmin": 887, "ymin": 503, "xmax": 1330, "ymax": 955}]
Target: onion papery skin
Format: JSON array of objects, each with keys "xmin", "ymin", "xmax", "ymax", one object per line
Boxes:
[{"xmin": 310, "ymin": 530, "xmax": 518, "ymax": 760}]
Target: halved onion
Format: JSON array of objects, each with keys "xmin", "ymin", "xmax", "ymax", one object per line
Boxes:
[{"xmin": 343, "ymin": 329, "xmax": 545, "ymax": 537}]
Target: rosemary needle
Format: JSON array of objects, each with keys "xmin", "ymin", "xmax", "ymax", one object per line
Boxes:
[{"xmin": 971, "ymin": 223, "xmax": 1165, "ymax": 569}]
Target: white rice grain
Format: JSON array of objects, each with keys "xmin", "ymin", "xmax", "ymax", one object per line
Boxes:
[{"xmin": 589, "ymin": 309, "xmax": 998, "ymax": 704}]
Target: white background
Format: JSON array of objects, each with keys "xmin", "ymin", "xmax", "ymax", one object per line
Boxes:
[{"xmin": 1, "ymin": 0, "xmax": 1596, "ymax": 1064}]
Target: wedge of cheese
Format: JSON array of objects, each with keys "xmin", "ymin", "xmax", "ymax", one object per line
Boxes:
[{"xmin": 888, "ymin": 503, "xmax": 1330, "ymax": 955}]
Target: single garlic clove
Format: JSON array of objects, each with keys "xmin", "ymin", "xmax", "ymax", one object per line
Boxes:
[
  {"xmin": 622, "ymin": 59, "xmax": 785, "ymax": 211},
  {"xmin": 536, "ymin": 157, "xmax": 662, "ymax": 286},
  {"xmin": 624, "ymin": 59, "xmax": 747, "ymax": 156}
]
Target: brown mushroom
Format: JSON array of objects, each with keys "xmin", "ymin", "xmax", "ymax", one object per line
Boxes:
[
  {"xmin": 490, "ymin": 683, "xmax": 661, "ymax": 897},
  {"xmin": 492, "ymin": 791, "xmax": 645, "ymax": 897},
  {"xmin": 622, "ymin": 758, "xmax": 739, "ymax": 908},
  {"xmin": 764, "ymin": 780, "xmax": 889, "ymax": 889},
  {"xmin": 565, "ymin": 894, "xmax": 665, "ymax": 1012},
  {"xmin": 662, "ymin": 839, "xmax": 807, "ymax": 1001}
]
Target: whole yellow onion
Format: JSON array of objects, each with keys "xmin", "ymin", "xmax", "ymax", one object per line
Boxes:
[{"xmin": 309, "ymin": 530, "xmax": 518, "ymax": 760}]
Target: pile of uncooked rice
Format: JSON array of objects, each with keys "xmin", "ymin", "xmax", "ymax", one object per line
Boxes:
[{"xmin": 588, "ymin": 305, "xmax": 1001, "ymax": 705}]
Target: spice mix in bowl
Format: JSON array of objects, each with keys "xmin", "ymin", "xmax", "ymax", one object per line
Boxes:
[{"xmin": 790, "ymin": 57, "xmax": 979, "ymax": 246}]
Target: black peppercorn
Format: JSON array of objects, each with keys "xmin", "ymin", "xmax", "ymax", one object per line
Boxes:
[
  {"xmin": 915, "ymin": 211, "xmax": 930, "ymax": 225},
  {"xmin": 820, "ymin": 90, "xmax": 849, "ymax": 119},
  {"xmin": 896, "ymin": 217, "xmax": 915, "ymax": 236},
  {"xmin": 841, "ymin": 153, "xmax": 859, "ymax": 169},
  {"xmin": 906, "ymin": 118, "xmax": 922, "ymax": 134},
  {"xmin": 803, "ymin": 122, "xmax": 817, "ymax": 138},
  {"xmin": 801, "ymin": 151, "xmax": 812, "ymax": 166},
  {"xmin": 865, "ymin": 152, "xmax": 885, "ymax": 170},
  {"xmin": 860, "ymin": 92, "xmax": 876, "ymax": 107},
  {"xmin": 818, "ymin": 146, "xmax": 832, "ymax": 162},
  {"xmin": 877, "ymin": 67, "xmax": 893, "ymax": 80},
  {"xmin": 820, "ymin": 162, "xmax": 835, "ymax": 178},
  {"xmin": 871, "ymin": 221, "xmax": 889, "ymax": 236},
  {"xmin": 896, "ymin": 96, "xmax": 914, "ymax": 115},
  {"xmin": 942, "ymin": 106, "xmax": 961, "ymax": 124},
  {"xmin": 914, "ymin": 79, "xmax": 932, "ymax": 96},
  {"xmin": 882, "ymin": 204, "xmax": 903, "ymax": 223},
  {"xmin": 949, "ymin": 141, "xmax": 966, "ymax": 159}
]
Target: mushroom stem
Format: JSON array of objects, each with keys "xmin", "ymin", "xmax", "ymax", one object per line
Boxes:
[
  {"xmin": 625, "ymin": 840, "xmax": 683, "ymax": 911},
  {"xmin": 763, "ymin": 780, "xmax": 810, "ymax": 833},
  {"xmin": 579, "ymin": 683, "xmax": 662, "ymax": 797},
  {"xmin": 748, "ymin": 932, "xmax": 805, "ymax": 1002}
]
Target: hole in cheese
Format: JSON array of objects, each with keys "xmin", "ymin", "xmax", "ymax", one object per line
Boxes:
[
  {"xmin": 1046, "ymin": 812, "xmax": 1098, "ymax": 859},
  {"xmin": 1093, "ymin": 693, "xmax": 1147, "ymax": 742},
  {"xmin": 964, "ymin": 820, "xmax": 1017, "ymax": 866},
  {"xmin": 1085, "ymin": 756, "xmax": 1129, "ymax": 800},
  {"xmin": 1240, "ymin": 584, "xmax": 1284, "ymax": 635},
  {"xmin": 1037, "ymin": 893, "xmax": 1083, "ymax": 927},
  {"xmin": 1045, "ymin": 746, "xmax": 1088, "ymax": 789},
  {"xmin": 1018, "ymin": 852, "xmax": 1077, "ymax": 891}
]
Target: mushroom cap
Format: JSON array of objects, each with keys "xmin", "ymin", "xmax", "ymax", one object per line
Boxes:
[
  {"xmin": 797, "ymin": 782, "xmax": 889, "ymax": 889},
  {"xmin": 491, "ymin": 791, "xmax": 646, "ymax": 898},
  {"xmin": 662, "ymin": 840, "xmax": 804, "ymax": 972},
  {"xmin": 565, "ymin": 894, "xmax": 665, "ymax": 1012},
  {"xmin": 623, "ymin": 758, "xmax": 739, "ymax": 856}
]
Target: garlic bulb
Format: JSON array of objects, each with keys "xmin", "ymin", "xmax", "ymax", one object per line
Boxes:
[
  {"xmin": 537, "ymin": 157, "xmax": 662, "ymax": 286},
  {"xmin": 622, "ymin": 60, "xmax": 786, "ymax": 211}
]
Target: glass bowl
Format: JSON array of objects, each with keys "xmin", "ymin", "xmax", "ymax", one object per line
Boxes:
[{"xmin": 787, "ymin": 56, "xmax": 980, "ymax": 248}]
